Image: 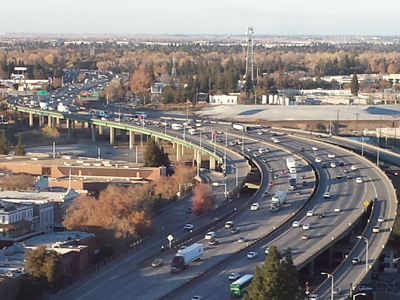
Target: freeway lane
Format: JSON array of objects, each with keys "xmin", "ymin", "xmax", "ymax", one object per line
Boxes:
[
  {"xmin": 56, "ymin": 142, "xmax": 314, "ymax": 300},
  {"xmin": 166, "ymin": 133, "xmax": 384, "ymax": 300}
]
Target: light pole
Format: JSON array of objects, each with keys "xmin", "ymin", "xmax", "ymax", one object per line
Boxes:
[
  {"xmin": 329, "ymin": 115, "xmax": 332, "ymax": 136},
  {"xmin": 357, "ymin": 236, "xmax": 369, "ymax": 273},
  {"xmin": 231, "ymin": 165, "xmax": 239, "ymax": 187},
  {"xmin": 321, "ymin": 272, "xmax": 334, "ymax": 300},
  {"xmin": 353, "ymin": 293, "xmax": 366, "ymax": 300},
  {"xmin": 212, "ymin": 182, "xmax": 227, "ymax": 198},
  {"xmin": 361, "ymin": 135, "xmax": 364, "ymax": 157}
]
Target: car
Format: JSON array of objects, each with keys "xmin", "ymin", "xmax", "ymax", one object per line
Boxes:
[
  {"xmin": 251, "ymin": 203, "xmax": 260, "ymax": 211},
  {"xmin": 257, "ymin": 131, "xmax": 263, "ymax": 135},
  {"xmin": 231, "ymin": 227, "xmax": 240, "ymax": 234},
  {"xmin": 328, "ymin": 153, "xmax": 336, "ymax": 158},
  {"xmin": 238, "ymin": 236, "xmax": 248, "ymax": 243},
  {"xmin": 270, "ymin": 205, "xmax": 280, "ymax": 212},
  {"xmin": 324, "ymin": 191, "xmax": 330, "ymax": 198},
  {"xmin": 358, "ymin": 285, "xmax": 373, "ymax": 292},
  {"xmin": 299, "ymin": 147, "xmax": 305, "ymax": 152},
  {"xmin": 301, "ymin": 234, "xmax": 310, "ymax": 240},
  {"xmin": 314, "ymin": 152, "xmax": 319, "ymax": 156},
  {"xmin": 274, "ymin": 174, "xmax": 280, "ymax": 179},
  {"xmin": 352, "ymin": 256, "xmax": 361, "ymax": 265},
  {"xmin": 186, "ymin": 207, "xmax": 193, "ymax": 213},
  {"xmin": 225, "ymin": 221, "xmax": 234, "ymax": 228},
  {"xmin": 253, "ymin": 152, "xmax": 259, "ymax": 157},
  {"xmin": 204, "ymin": 135, "xmax": 209, "ymax": 139},
  {"xmin": 373, "ymin": 225, "xmax": 380, "ymax": 233},
  {"xmin": 318, "ymin": 213, "xmax": 326, "ymax": 219},
  {"xmin": 263, "ymin": 191, "xmax": 270, "ymax": 197},
  {"xmin": 330, "ymin": 162, "xmax": 336, "ymax": 168},
  {"xmin": 356, "ymin": 177, "xmax": 363, "ymax": 184},
  {"xmin": 297, "ymin": 163, "xmax": 303, "ymax": 169},
  {"xmin": 228, "ymin": 141, "xmax": 235, "ymax": 146},
  {"xmin": 268, "ymin": 181, "xmax": 274, "ymax": 186},
  {"xmin": 312, "ymin": 146, "xmax": 318, "ymax": 151},
  {"xmin": 273, "ymin": 139, "xmax": 280, "ymax": 143},
  {"xmin": 333, "ymin": 287, "xmax": 342, "ymax": 295},
  {"xmin": 262, "ymin": 158, "xmax": 268, "ymax": 163},
  {"xmin": 378, "ymin": 216, "xmax": 385, "ymax": 223},
  {"xmin": 151, "ymin": 258, "xmax": 164, "ymax": 267},
  {"xmin": 336, "ymin": 173, "xmax": 342, "ymax": 179},
  {"xmin": 205, "ymin": 231, "xmax": 216, "ymax": 240},
  {"xmin": 292, "ymin": 221, "xmax": 301, "ymax": 228},
  {"xmin": 209, "ymin": 238, "xmax": 219, "ymax": 245},
  {"xmin": 264, "ymin": 246, "xmax": 270, "ymax": 255},
  {"xmin": 334, "ymin": 206, "xmax": 341, "ymax": 213},
  {"xmin": 245, "ymin": 147, "xmax": 252, "ymax": 152},
  {"xmin": 269, "ymin": 168, "xmax": 274, "ymax": 173},
  {"xmin": 191, "ymin": 296, "xmax": 204, "ymax": 300},
  {"xmin": 228, "ymin": 272, "xmax": 241, "ymax": 280},
  {"xmin": 184, "ymin": 223, "xmax": 194, "ymax": 231},
  {"xmin": 302, "ymin": 223, "xmax": 311, "ymax": 230},
  {"xmin": 351, "ymin": 165, "xmax": 357, "ymax": 171},
  {"xmin": 315, "ymin": 157, "xmax": 322, "ymax": 163},
  {"xmin": 280, "ymin": 170, "xmax": 287, "ymax": 175},
  {"xmin": 321, "ymin": 163, "xmax": 327, "ymax": 168},
  {"xmin": 247, "ymin": 251, "xmax": 258, "ymax": 259},
  {"xmin": 343, "ymin": 169, "xmax": 348, "ymax": 173},
  {"xmin": 347, "ymin": 174, "xmax": 353, "ymax": 179},
  {"xmin": 302, "ymin": 181, "xmax": 308, "ymax": 186},
  {"xmin": 339, "ymin": 161, "xmax": 344, "ymax": 166},
  {"xmin": 306, "ymin": 210, "xmax": 314, "ymax": 217},
  {"xmin": 395, "ymin": 171, "xmax": 399, "ymax": 176},
  {"xmin": 258, "ymin": 147, "xmax": 265, "ymax": 153},
  {"xmin": 309, "ymin": 294, "xmax": 319, "ymax": 300}
]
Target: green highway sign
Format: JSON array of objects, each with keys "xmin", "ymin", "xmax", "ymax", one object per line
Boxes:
[{"xmin": 36, "ymin": 91, "xmax": 47, "ymax": 95}]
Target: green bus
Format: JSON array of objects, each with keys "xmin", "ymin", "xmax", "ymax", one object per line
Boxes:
[{"xmin": 229, "ymin": 274, "xmax": 254, "ymax": 297}]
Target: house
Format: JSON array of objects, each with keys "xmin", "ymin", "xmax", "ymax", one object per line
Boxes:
[{"xmin": 209, "ymin": 93, "xmax": 240, "ymax": 105}]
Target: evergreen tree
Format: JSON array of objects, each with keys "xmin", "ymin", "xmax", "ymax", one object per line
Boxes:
[
  {"xmin": 244, "ymin": 246, "xmax": 304, "ymax": 300},
  {"xmin": 143, "ymin": 138, "xmax": 170, "ymax": 167},
  {"xmin": 350, "ymin": 73, "xmax": 359, "ymax": 95},
  {"xmin": 14, "ymin": 134, "xmax": 26, "ymax": 156},
  {"xmin": 25, "ymin": 246, "xmax": 61, "ymax": 282},
  {"xmin": 0, "ymin": 129, "xmax": 8, "ymax": 155}
]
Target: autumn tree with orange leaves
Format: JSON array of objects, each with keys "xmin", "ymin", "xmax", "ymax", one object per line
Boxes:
[
  {"xmin": 129, "ymin": 65, "xmax": 152, "ymax": 94},
  {"xmin": 191, "ymin": 183, "xmax": 215, "ymax": 216}
]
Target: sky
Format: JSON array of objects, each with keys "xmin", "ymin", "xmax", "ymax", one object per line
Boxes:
[{"xmin": 2, "ymin": 0, "xmax": 400, "ymax": 36}]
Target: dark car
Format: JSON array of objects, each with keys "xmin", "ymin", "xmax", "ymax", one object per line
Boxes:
[
  {"xmin": 209, "ymin": 238, "xmax": 219, "ymax": 245},
  {"xmin": 322, "ymin": 163, "xmax": 327, "ymax": 168},
  {"xmin": 186, "ymin": 207, "xmax": 193, "ymax": 213},
  {"xmin": 231, "ymin": 227, "xmax": 240, "ymax": 234},
  {"xmin": 352, "ymin": 257, "xmax": 361, "ymax": 265},
  {"xmin": 339, "ymin": 161, "xmax": 344, "ymax": 166},
  {"xmin": 318, "ymin": 213, "xmax": 326, "ymax": 219},
  {"xmin": 302, "ymin": 181, "xmax": 308, "ymax": 186}
]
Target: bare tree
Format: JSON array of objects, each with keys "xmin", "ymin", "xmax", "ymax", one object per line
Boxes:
[{"xmin": 191, "ymin": 183, "xmax": 215, "ymax": 216}]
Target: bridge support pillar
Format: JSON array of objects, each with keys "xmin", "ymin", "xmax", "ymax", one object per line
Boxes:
[
  {"xmin": 29, "ymin": 113, "xmax": 34, "ymax": 127},
  {"xmin": 328, "ymin": 246, "xmax": 333, "ymax": 265},
  {"xmin": 109, "ymin": 127, "xmax": 115, "ymax": 145},
  {"xmin": 57, "ymin": 118, "xmax": 61, "ymax": 130},
  {"xmin": 181, "ymin": 144, "xmax": 186, "ymax": 155},
  {"xmin": 154, "ymin": 136, "xmax": 159, "ymax": 143},
  {"xmin": 196, "ymin": 150, "xmax": 202, "ymax": 169},
  {"xmin": 121, "ymin": 129, "xmax": 127, "ymax": 141},
  {"xmin": 209, "ymin": 157, "xmax": 216, "ymax": 170},
  {"xmin": 91, "ymin": 124, "xmax": 96, "ymax": 142},
  {"xmin": 67, "ymin": 120, "xmax": 71, "ymax": 138},
  {"xmin": 47, "ymin": 116, "xmax": 52, "ymax": 127},
  {"xmin": 98, "ymin": 125, "xmax": 103, "ymax": 135},
  {"xmin": 308, "ymin": 259, "xmax": 314, "ymax": 277},
  {"xmin": 129, "ymin": 131, "xmax": 134, "ymax": 149},
  {"xmin": 38, "ymin": 115, "xmax": 43, "ymax": 128},
  {"xmin": 176, "ymin": 143, "xmax": 181, "ymax": 161}
]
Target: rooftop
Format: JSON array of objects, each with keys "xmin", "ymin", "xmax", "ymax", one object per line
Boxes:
[{"xmin": 23, "ymin": 231, "xmax": 95, "ymax": 249}]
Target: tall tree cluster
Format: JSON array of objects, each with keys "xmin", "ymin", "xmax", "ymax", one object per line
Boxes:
[
  {"xmin": 244, "ymin": 246, "xmax": 304, "ymax": 300},
  {"xmin": 143, "ymin": 138, "xmax": 170, "ymax": 167}
]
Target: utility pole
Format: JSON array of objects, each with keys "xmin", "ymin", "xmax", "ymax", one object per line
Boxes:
[{"xmin": 355, "ymin": 113, "xmax": 359, "ymax": 135}]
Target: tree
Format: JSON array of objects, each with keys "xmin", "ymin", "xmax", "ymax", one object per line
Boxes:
[
  {"xmin": 0, "ymin": 174, "xmax": 35, "ymax": 190},
  {"xmin": 14, "ymin": 134, "xmax": 26, "ymax": 156},
  {"xmin": 25, "ymin": 246, "xmax": 61, "ymax": 282},
  {"xmin": 143, "ymin": 138, "xmax": 170, "ymax": 167},
  {"xmin": 350, "ymin": 73, "xmax": 359, "ymax": 95},
  {"xmin": 0, "ymin": 129, "xmax": 9, "ymax": 154},
  {"xmin": 41, "ymin": 126, "xmax": 60, "ymax": 138},
  {"xmin": 244, "ymin": 246, "xmax": 304, "ymax": 300},
  {"xmin": 191, "ymin": 183, "xmax": 215, "ymax": 216},
  {"xmin": 129, "ymin": 66, "xmax": 152, "ymax": 94}
]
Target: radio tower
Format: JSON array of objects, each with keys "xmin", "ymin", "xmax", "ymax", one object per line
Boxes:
[{"xmin": 245, "ymin": 26, "xmax": 254, "ymax": 84}]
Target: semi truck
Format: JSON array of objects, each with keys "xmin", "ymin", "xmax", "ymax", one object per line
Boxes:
[
  {"xmin": 286, "ymin": 157, "xmax": 297, "ymax": 173},
  {"xmin": 288, "ymin": 174, "xmax": 297, "ymax": 191},
  {"xmin": 170, "ymin": 243, "xmax": 203, "ymax": 273},
  {"xmin": 232, "ymin": 123, "xmax": 248, "ymax": 132},
  {"xmin": 270, "ymin": 190, "xmax": 287, "ymax": 210},
  {"xmin": 171, "ymin": 123, "xmax": 183, "ymax": 130}
]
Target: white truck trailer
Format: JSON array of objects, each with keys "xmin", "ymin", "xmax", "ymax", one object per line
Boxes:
[
  {"xmin": 271, "ymin": 190, "xmax": 287, "ymax": 209},
  {"xmin": 286, "ymin": 157, "xmax": 297, "ymax": 173},
  {"xmin": 170, "ymin": 243, "xmax": 203, "ymax": 273}
]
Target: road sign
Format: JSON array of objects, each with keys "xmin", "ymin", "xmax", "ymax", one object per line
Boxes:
[
  {"xmin": 167, "ymin": 234, "xmax": 174, "ymax": 241},
  {"xmin": 363, "ymin": 201, "xmax": 369, "ymax": 207},
  {"xmin": 36, "ymin": 91, "xmax": 47, "ymax": 95}
]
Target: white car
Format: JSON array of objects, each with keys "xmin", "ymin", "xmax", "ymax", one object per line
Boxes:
[
  {"xmin": 273, "ymin": 139, "xmax": 280, "ymax": 143},
  {"xmin": 258, "ymin": 148, "xmax": 265, "ymax": 154},
  {"xmin": 309, "ymin": 294, "xmax": 319, "ymax": 300},
  {"xmin": 292, "ymin": 221, "xmax": 301, "ymax": 228},
  {"xmin": 330, "ymin": 162, "xmax": 336, "ymax": 168},
  {"xmin": 250, "ymin": 203, "xmax": 260, "ymax": 211},
  {"xmin": 351, "ymin": 165, "xmax": 357, "ymax": 171},
  {"xmin": 333, "ymin": 287, "xmax": 342, "ymax": 295},
  {"xmin": 205, "ymin": 231, "xmax": 216, "ymax": 240},
  {"xmin": 228, "ymin": 272, "xmax": 241, "ymax": 280},
  {"xmin": 378, "ymin": 216, "xmax": 385, "ymax": 223},
  {"xmin": 373, "ymin": 225, "xmax": 380, "ymax": 233},
  {"xmin": 183, "ymin": 223, "xmax": 194, "ymax": 231},
  {"xmin": 312, "ymin": 147, "xmax": 318, "ymax": 151},
  {"xmin": 302, "ymin": 223, "xmax": 311, "ymax": 230},
  {"xmin": 328, "ymin": 153, "xmax": 336, "ymax": 158},
  {"xmin": 228, "ymin": 141, "xmax": 235, "ymax": 146},
  {"xmin": 247, "ymin": 251, "xmax": 258, "ymax": 259},
  {"xmin": 257, "ymin": 131, "xmax": 263, "ymax": 135},
  {"xmin": 253, "ymin": 152, "xmax": 259, "ymax": 157},
  {"xmin": 315, "ymin": 157, "xmax": 322, "ymax": 163},
  {"xmin": 334, "ymin": 206, "xmax": 341, "ymax": 213},
  {"xmin": 355, "ymin": 177, "xmax": 363, "ymax": 184},
  {"xmin": 324, "ymin": 191, "xmax": 330, "ymax": 198},
  {"xmin": 306, "ymin": 210, "xmax": 314, "ymax": 217}
]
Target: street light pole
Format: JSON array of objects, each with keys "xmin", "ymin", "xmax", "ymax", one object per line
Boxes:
[
  {"xmin": 212, "ymin": 182, "xmax": 227, "ymax": 198},
  {"xmin": 357, "ymin": 236, "xmax": 369, "ymax": 273},
  {"xmin": 231, "ymin": 165, "xmax": 239, "ymax": 187},
  {"xmin": 321, "ymin": 272, "xmax": 334, "ymax": 300},
  {"xmin": 361, "ymin": 136, "xmax": 364, "ymax": 157},
  {"xmin": 353, "ymin": 293, "xmax": 366, "ymax": 300}
]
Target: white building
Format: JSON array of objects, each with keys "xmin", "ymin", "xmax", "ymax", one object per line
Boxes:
[{"xmin": 209, "ymin": 94, "xmax": 239, "ymax": 105}]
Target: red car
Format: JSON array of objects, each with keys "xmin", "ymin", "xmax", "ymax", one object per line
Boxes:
[
  {"xmin": 280, "ymin": 170, "xmax": 287, "ymax": 175},
  {"xmin": 268, "ymin": 181, "xmax": 274, "ymax": 186},
  {"xmin": 300, "ymin": 148, "xmax": 305, "ymax": 152}
]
